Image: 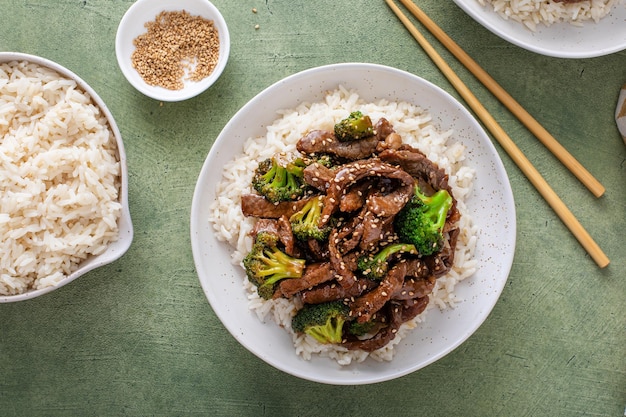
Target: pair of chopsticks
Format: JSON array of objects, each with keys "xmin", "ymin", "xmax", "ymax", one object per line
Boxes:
[{"xmin": 385, "ymin": 0, "xmax": 610, "ymax": 268}]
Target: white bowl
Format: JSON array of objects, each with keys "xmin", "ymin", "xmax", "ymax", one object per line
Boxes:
[
  {"xmin": 190, "ymin": 63, "xmax": 517, "ymax": 385},
  {"xmin": 453, "ymin": 0, "xmax": 626, "ymax": 58},
  {"xmin": 115, "ymin": 0, "xmax": 230, "ymax": 102},
  {"xmin": 0, "ymin": 52, "xmax": 133, "ymax": 303}
]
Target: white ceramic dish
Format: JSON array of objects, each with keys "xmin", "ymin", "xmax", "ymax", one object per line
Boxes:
[
  {"xmin": 452, "ymin": 0, "xmax": 626, "ymax": 58},
  {"xmin": 115, "ymin": 0, "xmax": 230, "ymax": 102},
  {"xmin": 190, "ymin": 63, "xmax": 516, "ymax": 385},
  {"xmin": 0, "ymin": 52, "xmax": 133, "ymax": 303}
]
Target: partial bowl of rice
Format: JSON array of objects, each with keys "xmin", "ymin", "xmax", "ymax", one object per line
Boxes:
[
  {"xmin": 190, "ymin": 63, "xmax": 516, "ymax": 385},
  {"xmin": 115, "ymin": 0, "xmax": 230, "ymax": 102},
  {"xmin": 453, "ymin": 0, "xmax": 626, "ymax": 58},
  {"xmin": 0, "ymin": 52, "xmax": 133, "ymax": 303}
]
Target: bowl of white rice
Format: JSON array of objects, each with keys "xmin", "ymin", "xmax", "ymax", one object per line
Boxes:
[
  {"xmin": 0, "ymin": 52, "xmax": 133, "ymax": 303},
  {"xmin": 453, "ymin": 0, "xmax": 626, "ymax": 58},
  {"xmin": 190, "ymin": 63, "xmax": 516, "ymax": 384}
]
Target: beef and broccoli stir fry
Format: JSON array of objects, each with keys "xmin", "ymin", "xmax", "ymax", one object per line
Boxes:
[{"xmin": 240, "ymin": 112, "xmax": 461, "ymax": 352}]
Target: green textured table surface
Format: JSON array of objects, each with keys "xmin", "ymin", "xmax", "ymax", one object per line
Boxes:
[{"xmin": 1, "ymin": 1, "xmax": 624, "ymax": 416}]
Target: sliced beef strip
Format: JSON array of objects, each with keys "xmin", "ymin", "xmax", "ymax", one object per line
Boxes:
[
  {"xmin": 250, "ymin": 218, "xmax": 279, "ymax": 238},
  {"xmin": 319, "ymin": 159, "xmax": 415, "ymax": 227},
  {"xmin": 305, "ymin": 238, "xmax": 329, "ymax": 261},
  {"xmin": 404, "ymin": 258, "xmax": 431, "ymax": 280},
  {"xmin": 300, "ymin": 277, "xmax": 376, "ymax": 305},
  {"xmin": 350, "ymin": 262, "xmax": 408, "ymax": 323},
  {"xmin": 397, "ymin": 296, "xmax": 430, "ymax": 323},
  {"xmin": 365, "ymin": 183, "xmax": 413, "ymax": 218},
  {"xmin": 278, "ymin": 262, "xmax": 335, "ymax": 298},
  {"xmin": 338, "ymin": 175, "xmax": 409, "ymax": 217},
  {"xmin": 327, "ymin": 224, "xmax": 359, "ymax": 289},
  {"xmin": 303, "ymin": 162, "xmax": 335, "ymax": 192},
  {"xmin": 392, "ymin": 275, "xmax": 435, "ymax": 300},
  {"xmin": 358, "ymin": 210, "xmax": 395, "ymax": 251},
  {"xmin": 241, "ymin": 194, "xmax": 311, "ymax": 218},
  {"xmin": 378, "ymin": 147, "xmax": 450, "ymax": 193},
  {"xmin": 339, "ymin": 181, "xmax": 371, "ymax": 213},
  {"xmin": 277, "ymin": 215, "xmax": 297, "ymax": 256},
  {"xmin": 297, "ymin": 130, "xmax": 380, "ymax": 161},
  {"xmin": 332, "ymin": 213, "xmax": 365, "ymax": 255}
]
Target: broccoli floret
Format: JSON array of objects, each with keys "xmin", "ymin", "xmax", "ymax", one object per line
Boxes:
[
  {"xmin": 334, "ymin": 111, "xmax": 374, "ymax": 142},
  {"xmin": 394, "ymin": 185, "xmax": 453, "ymax": 256},
  {"xmin": 311, "ymin": 154, "xmax": 336, "ymax": 168},
  {"xmin": 348, "ymin": 320, "xmax": 379, "ymax": 337},
  {"xmin": 243, "ymin": 232, "xmax": 306, "ymax": 299},
  {"xmin": 289, "ymin": 195, "xmax": 331, "ymax": 241},
  {"xmin": 302, "ymin": 153, "xmax": 339, "ymax": 168},
  {"xmin": 357, "ymin": 243, "xmax": 417, "ymax": 280},
  {"xmin": 252, "ymin": 157, "xmax": 306, "ymax": 203},
  {"xmin": 291, "ymin": 301, "xmax": 350, "ymax": 344}
]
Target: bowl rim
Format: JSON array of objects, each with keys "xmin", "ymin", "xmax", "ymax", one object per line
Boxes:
[
  {"xmin": 0, "ymin": 52, "xmax": 133, "ymax": 303},
  {"xmin": 115, "ymin": 0, "xmax": 231, "ymax": 102}
]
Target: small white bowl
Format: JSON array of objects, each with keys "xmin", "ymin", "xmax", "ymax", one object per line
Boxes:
[
  {"xmin": 0, "ymin": 52, "xmax": 133, "ymax": 303},
  {"xmin": 115, "ymin": 0, "xmax": 230, "ymax": 102}
]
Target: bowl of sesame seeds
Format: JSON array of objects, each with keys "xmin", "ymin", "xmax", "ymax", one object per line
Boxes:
[{"xmin": 115, "ymin": 0, "xmax": 230, "ymax": 102}]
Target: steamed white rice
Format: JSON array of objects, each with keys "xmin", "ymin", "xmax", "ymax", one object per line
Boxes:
[
  {"xmin": 476, "ymin": 0, "xmax": 620, "ymax": 30},
  {"xmin": 0, "ymin": 61, "xmax": 121, "ymax": 296},
  {"xmin": 208, "ymin": 87, "xmax": 478, "ymax": 364}
]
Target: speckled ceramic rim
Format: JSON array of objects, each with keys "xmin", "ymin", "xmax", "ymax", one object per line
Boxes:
[
  {"xmin": 115, "ymin": 0, "xmax": 230, "ymax": 102},
  {"xmin": 452, "ymin": 0, "xmax": 626, "ymax": 58},
  {"xmin": 191, "ymin": 63, "xmax": 517, "ymax": 385},
  {"xmin": 0, "ymin": 52, "xmax": 134, "ymax": 303}
]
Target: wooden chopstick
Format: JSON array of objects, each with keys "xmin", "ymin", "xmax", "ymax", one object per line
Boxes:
[
  {"xmin": 395, "ymin": 0, "xmax": 605, "ymax": 198},
  {"xmin": 385, "ymin": 0, "xmax": 610, "ymax": 268}
]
